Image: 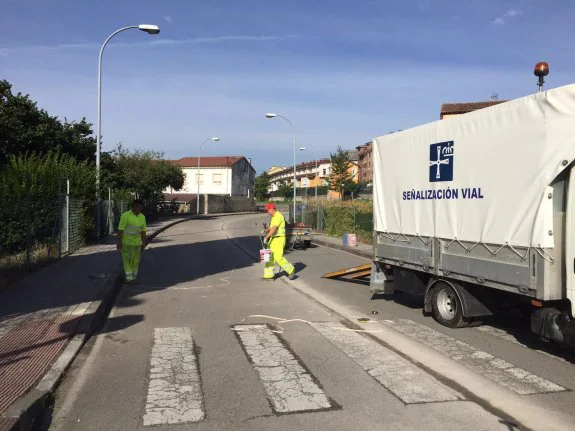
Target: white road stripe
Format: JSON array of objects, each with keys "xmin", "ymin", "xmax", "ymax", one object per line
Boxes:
[
  {"xmin": 233, "ymin": 324, "xmax": 333, "ymax": 413},
  {"xmin": 312, "ymin": 322, "xmax": 463, "ymax": 404},
  {"xmin": 143, "ymin": 328, "xmax": 204, "ymax": 426},
  {"xmin": 385, "ymin": 319, "xmax": 565, "ymax": 395},
  {"xmin": 475, "ymin": 325, "xmax": 567, "ymax": 363}
]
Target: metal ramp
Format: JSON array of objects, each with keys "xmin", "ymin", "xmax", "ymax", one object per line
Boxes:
[{"xmin": 322, "ymin": 264, "xmax": 371, "ymax": 281}]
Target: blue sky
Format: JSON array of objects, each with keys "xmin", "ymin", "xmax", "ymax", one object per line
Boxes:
[{"xmin": 2, "ymin": 0, "xmax": 575, "ymax": 174}]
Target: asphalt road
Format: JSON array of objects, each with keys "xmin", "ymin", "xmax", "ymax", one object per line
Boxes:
[{"xmin": 40, "ymin": 214, "xmax": 575, "ymax": 431}]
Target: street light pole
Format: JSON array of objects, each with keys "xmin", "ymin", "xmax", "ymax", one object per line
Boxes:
[
  {"xmin": 96, "ymin": 24, "xmax": 160, "ymax": 239},
  {"xmin": 266, "ymin": 113, "xmax": 297, "ymax": 223},
  {"xmin": 197, "ymin": 137, "xmax": 221, "ymax": 215},
  {"xmin": 299, "ymin": 147, "xmax": 318, "ymax": 200}
]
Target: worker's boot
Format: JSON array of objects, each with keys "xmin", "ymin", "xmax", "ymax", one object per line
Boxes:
[{"xmin": 288, "ymin": 270, "xmax": 296, "ymax": 280}]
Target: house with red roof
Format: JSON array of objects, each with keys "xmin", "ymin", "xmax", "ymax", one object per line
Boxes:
[
  {"xmin": 164, "ymin": 156, "xmax": 255, "ymax": 201},
  {"xmin": 440, "ymin": 100, "xmax": 508, "ymax": 119}
]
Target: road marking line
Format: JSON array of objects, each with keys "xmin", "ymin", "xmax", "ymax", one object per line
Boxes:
[
  {"xmin": 312, "ymin": 322, "xmax": 463, "ymax": 404},
  {"xmin": 143, "ymin": 328, "xmax": 204, "ymax": 426},
  {"xmin": 385, "ymin": 319, "xmax": 565, "ymax": 395},
  {"xmin": 233, "ymin": 324, "xmax": 333, "ymax": 413},
  {"xmin": 475, "ymin": 325, "xmax": 567, "ymax": 363}
]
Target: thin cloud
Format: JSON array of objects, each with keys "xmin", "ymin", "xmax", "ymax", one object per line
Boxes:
[
  {"xmin": 492, "ymin": 9, "xmax": 521, "ymax": 25},
  {"xmin": 164, "ymin": 15, "xmax": 173, "ymax": 24},
  {"xmin": 0, "ymin": 35, "xmax": 299, "ymax": 55},
  {"xmin": 149, "ymin": 35, "xmax": 299, "ymax": 46}
]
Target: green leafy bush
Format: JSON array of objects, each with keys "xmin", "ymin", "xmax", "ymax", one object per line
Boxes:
[{"xmin": 0, "ymin": 152, "xmax": 95, "ymax": 253}]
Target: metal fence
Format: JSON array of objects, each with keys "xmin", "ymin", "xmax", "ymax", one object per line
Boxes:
[
  {"xmin": 290, "ymin": 203, "xmax": 374, "ymax": 242},
  {"xmin": 0, "ymin": 187, "xmax": 132, "ymax": 290}
]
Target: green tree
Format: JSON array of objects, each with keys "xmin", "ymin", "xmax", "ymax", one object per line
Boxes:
[
  {"xmin": 277, "ymin": 181, "xmax": 293, "ymax": 200},
  {"xmin": 0, "ymin": 80, "xmax": 96, "ymax": 164},
  {"xmin": 347, "ymin": 181, "xmax": 370, "ymax": 199},
  {"xmin": 0, "ymin": 152, "xmax": 95, "ymax": 252},
  {"xmin": 104, "ymin": 144, "xmax": 184, "ymax": 214},
  {"xmin": 328, "ymin": 146, "xmax": 354, "ymax": 199},
  {"xmin": 254, "ymin": 173, "xmax": 270, "ymax": 201}
]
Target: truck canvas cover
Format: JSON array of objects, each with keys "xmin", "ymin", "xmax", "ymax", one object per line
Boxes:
[{"xmin": 373, "ymin": 84, "xmax": 575, "ymax": 249}]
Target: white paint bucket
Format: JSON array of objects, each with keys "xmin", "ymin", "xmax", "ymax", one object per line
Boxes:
[{"xmin": 259, "ymin": 249, "xmax": 272, "ymax": 264}]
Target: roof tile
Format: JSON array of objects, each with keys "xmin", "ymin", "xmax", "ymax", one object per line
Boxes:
[
  {"xmin": 440, "ymin": 100, "xmax": 508, "ymax": 117},
  {"xmin": 170, "ymin": 156, "xmax": 244, "ymax": 168}
]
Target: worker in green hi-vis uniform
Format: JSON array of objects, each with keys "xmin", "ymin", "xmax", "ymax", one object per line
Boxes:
[{"xmin": 117, "ymin": 199, "xmax": 147, "ymax": 284}]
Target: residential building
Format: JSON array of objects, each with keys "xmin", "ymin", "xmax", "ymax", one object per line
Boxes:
[
  {"xmin": 164, "ymin": 156, "xmax": 255, "ymax": 199},
  {"xmin": 267, "ymin": 151, "xmax": 360, "ymax": 199},
  {"xmin": 356, "ymin": 142, "xmax": 373, "ymax": 184},
  {"xmin": 440, "ymin": 100, "xmax": 508, "ymax": 119},
  {"xmin": 266, "ymin": 166, "xmax": 285, "ymax": 176},
  {"xmin": 267, "ymin": 159, "xmax": 331, "ymax": 193},
  {"xmin": 267, "ymin": 159, "xmax": 332, "ymax": 192}
]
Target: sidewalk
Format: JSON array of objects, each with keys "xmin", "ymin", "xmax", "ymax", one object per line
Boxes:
[
  {"xmin": 311, "ymin": 233, "xmax": 372, "ymax": 259},
  {"xmin": 0, "ymin": 216, "xmax": 192, "ymax": 431}
]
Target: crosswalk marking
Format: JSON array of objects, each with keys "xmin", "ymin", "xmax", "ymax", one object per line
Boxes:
[
  {"xmin": 385, "ymin": 319, "xmax": 566, "ymax": 395},
  {"xmin": 475, "ymin": 325, "xmax": 567, "ymax": 363},
  {"xmin": 233, "ymin": 324, "xmax": 333, "ymax": 413},
  {"xmin": 312, "ymin": 322, "xmax": 464, "ymax": 404},
  {"xmin": 143, "ymin": 328, "xmax": 204, "ymax": 426}
]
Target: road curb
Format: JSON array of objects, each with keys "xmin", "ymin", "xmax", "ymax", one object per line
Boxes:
[
  {"xmin": 312, "ymin": 236, "xmax": 372, "ymax": 259},
  {"xmin": 1, "ymin": 219, "xmax": 187, "ymax": 431}
]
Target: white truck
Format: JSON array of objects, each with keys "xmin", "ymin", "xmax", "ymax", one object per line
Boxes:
[{"xmin": 369, "ymin": 83, "xmax": 575, "ymax": 348}]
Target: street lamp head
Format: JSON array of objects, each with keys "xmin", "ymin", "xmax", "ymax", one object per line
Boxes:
[
  {"xmin": 139, "ymin": 24, "xmax": 160, "ymax": 35},
  {"xmin": 299, "ymin": 147, "xmax": 307, "ymax": 151},
  {"xmin": 265, "ymin": 113, "xmax": 278, "ymax": 119},
  {"xmin": 211, "ymin": 137, "xmax": 221, "ymax": 142}
]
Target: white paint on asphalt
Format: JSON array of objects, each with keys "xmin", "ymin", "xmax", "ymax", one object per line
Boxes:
[
  {"xmin": 143, "ymin": 327, "xmax": 204, "ymax": 426},
  {"xmin": 313, "ymin": 322, "xmax": 463, "ymax": 404},
  {"xmin": 385, "ymin": 319, "xmax": 565, "ymax": 395},
  {"xmin": 475, "ymin": 325, "xmax": 567, "ymax": 363},
  {"xmin": 233, "ymin": 324, "xmax": 332, "ymax": 413}
]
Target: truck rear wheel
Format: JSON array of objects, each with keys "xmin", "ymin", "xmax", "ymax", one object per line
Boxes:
[{"xmin": 431, "ymin": 282, "xmax": 467, "ymax": 328}]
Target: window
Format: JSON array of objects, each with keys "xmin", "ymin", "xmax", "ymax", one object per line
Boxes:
[
  {"xmin": 322, "ymin": 169, "xmax": 327, "ymax": 176},
  {"xmin": 195, "ymin": 174, "xmax": 204, "ymax": 185},
  {"xmin": 213, "ymin": 173, "xmax": 222, "ymax": 185}
]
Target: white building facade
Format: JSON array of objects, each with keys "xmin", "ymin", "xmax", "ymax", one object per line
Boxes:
[{"xmin": 165, "ymin": 156, "xmax": 255, "ymax": 198}]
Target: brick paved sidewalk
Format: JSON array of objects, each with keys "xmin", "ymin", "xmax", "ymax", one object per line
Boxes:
[{"xmin": 0, "ymin": 216, "xmax": 191, "ymax": 426}]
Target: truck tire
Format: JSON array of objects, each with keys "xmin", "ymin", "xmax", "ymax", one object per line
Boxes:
[{"xmin": 431, "ymin": 282, "xmax": 467, "ymax": 328}]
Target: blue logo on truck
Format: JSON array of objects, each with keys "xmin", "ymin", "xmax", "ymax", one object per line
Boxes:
[{"xmin": 429, "ymin": 141, "xmax": 454, "ymax": 182}]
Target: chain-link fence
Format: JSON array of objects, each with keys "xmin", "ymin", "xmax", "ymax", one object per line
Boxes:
[
  {"xmin": 99, "ymin": 199, "xmax": 130, "ymax": 236},
  {"xmin": 0, "ymin": 188, "xmax": 132, "ymax": 290},
  {"xmin": 290, "ymin": 203, "xmax": 373, "ymax": 242},
  {"xmin": 1, "ymin": 191, "xmax": 64, "ymax": 289}
]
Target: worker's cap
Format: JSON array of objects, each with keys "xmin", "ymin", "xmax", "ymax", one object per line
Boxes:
[{"xmin": 264, "ymin": 203, "xmax": 276, "ymax": 211}]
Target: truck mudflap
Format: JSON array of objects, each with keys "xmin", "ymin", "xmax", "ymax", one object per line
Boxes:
[
  {"xmin": 531, "ymin": 308, "xmax": 575, "ymax": 347},
  {"xmin": 369, "ymin": 261, "xmax": 393, "ymax": 295}
]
